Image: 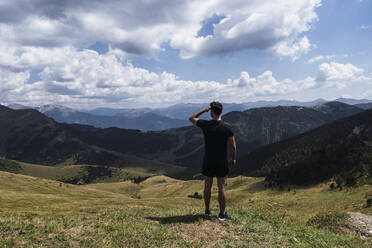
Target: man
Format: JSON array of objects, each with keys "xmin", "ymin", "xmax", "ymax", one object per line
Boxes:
[{"xmin": 189, "ymin": 101, "xmax": 237, "ymax": 221}]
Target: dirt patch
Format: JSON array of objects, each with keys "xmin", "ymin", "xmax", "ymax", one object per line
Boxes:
[
  {"xmin": 344, "ymin": 212, "xmax": 372, "ymax": 238},
  {"xmin": 172, "ymin": 220, "xmax": 238, "ymax": 247}
]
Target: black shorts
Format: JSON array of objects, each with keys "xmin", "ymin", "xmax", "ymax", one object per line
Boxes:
[{"xmin": 202, "ymin": 162, "xmax": 229, "ymax": 178}]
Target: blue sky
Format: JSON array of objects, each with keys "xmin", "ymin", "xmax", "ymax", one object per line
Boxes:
[
  {"xmin": 0, "ymin": 0, "xmax": 371, "ymax": 108},
  {"xmin": 129, "ymin": 0, "xmax": 371, "ymax": 83}
]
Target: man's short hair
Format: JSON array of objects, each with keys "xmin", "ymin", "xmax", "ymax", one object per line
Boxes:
[{"xmin": 210, "ymin": 101, "xmax": 223, "ymax": 116}]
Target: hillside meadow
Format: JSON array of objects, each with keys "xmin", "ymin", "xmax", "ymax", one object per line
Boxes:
[{"xmin": 0, "ymin": 171, "xmax": 371, "ymax": 247}]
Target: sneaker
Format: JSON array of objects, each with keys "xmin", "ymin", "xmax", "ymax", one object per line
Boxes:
[
  {"xmin": 204, "ymin": 209, "xmax": 211, "ymax": 217},
  {"xmin": 218, "ymin": 212, "xmax": 232, "ymax": 221}
]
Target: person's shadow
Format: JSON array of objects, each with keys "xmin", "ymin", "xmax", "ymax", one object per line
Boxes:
[{"xmin": 146, "ymin": 214, "xmax": 207, "ymax": 224}]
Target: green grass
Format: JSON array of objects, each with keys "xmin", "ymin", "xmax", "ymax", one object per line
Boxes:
[
  {"xmin": 0, "ymin": 157, "xmax": 164, "ymax": 184},
  {"xmin": 0, "ymin": 158, "xmax": 22, "ymax": 173},
  {"xmin": 307, "ymin": 211, "xmax": 349, "ymax": 234},
  {"xmin": 0, "ymin": 172, "xmax": 371, "ymax": 247}
]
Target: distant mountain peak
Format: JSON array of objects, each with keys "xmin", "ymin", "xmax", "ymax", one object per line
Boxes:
[
  {"xmin": 0, "ymin": 104, "xmax": 10, "ymax": 111},
  {"xmin": 335, "ymin": 98, "xmax": 372, "ymax": 105},
  {"xmin": 312, "ymin": 101, "xmax": 349, "ymax": 108},
  {"xmin": 7, "ymin": 103, "xmax": 34, "ymax": 110},
  {"xmin": 38, "ymin": 104, "xmax": 76, "ymax": 113}
]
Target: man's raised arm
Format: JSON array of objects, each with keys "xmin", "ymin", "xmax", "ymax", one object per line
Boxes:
[
  {"xmin": 188, "ymin": 106, "xmax": 210, "ymax": 126},
  {"xmin": 228, "ymin": 136, "xmax": 237, "ymax": 168}
]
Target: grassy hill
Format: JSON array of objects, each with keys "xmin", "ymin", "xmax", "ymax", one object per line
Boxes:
[
  {"xmin": 1, "ymin": 171, "xmax": 371, "ymax": 247},
  {"xmin": 0, "ymin": 157, "xmax": 190, "ymax": 184}
]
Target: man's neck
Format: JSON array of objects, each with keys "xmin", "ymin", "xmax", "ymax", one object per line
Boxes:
[{"xmin": 212, "ymin": 116, "xmax": 222, "ymax": 121}]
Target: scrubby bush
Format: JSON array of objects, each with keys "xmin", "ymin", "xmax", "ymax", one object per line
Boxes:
[
  {"xmin": 366, "ymin": 199, "xmax": 372, "ymax": 208},
  {"xmin": 329, "ymin": 183, "xmax": 335, "ymax": 190},
  {"xmin": 0, "ymin": 158, "xmax": 22, "ymax": 173},
  {"xmin": 307, "ymin": 211, "xmax": 348, "ymax": 234}
]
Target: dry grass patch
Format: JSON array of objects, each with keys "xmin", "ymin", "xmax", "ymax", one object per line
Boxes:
[
  {"xmin": 172, "ymin": 220, "xmax": 234, "ymax": 246},
  {"xmin": 1, "ymin": 172, "xmax": 372, "ymax": 247}
]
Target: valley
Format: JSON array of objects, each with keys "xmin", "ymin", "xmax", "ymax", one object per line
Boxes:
[
  {"xmin": 2, "ymin": 1, "xmax": 371, "ymax": 246},
  {"xmin": 1, "ymin": 101, "xmax": 372, "ymax": 247}
]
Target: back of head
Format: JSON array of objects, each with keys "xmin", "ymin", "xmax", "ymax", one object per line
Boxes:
[{"xmin": 210, "ymin": 101, "xmax": 223, "ymax": 116}]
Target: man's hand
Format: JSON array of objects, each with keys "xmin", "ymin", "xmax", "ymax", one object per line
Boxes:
[
  {"xmin": 229, "ymin": 159, "xmax": 236, "ymax": 168},
  {"xmin": 189, "ymin": 106, "xmax": 211, "ymax": 126},
  {"xmin": 204, "ymin": 106, "xmax": 211, "ymax": 112}
]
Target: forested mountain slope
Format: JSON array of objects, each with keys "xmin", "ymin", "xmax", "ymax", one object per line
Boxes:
[{"xmin": 235, "ymin": 108, "xmax": 372, "ymax": 186}]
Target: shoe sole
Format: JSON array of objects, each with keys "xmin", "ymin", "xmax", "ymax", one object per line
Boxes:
[{"xmin": 218, "ymin": 217, "xmax": 232, "ymax": 221}]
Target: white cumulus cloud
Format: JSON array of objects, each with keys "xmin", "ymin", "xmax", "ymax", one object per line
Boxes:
[
  {"xmin": 305, "ymin": 55, "xmax": 335, "ymax": 64},
  {"xmin": 359, "ymin": 25, "xmax": 371, "ymax": 30},
  {"xmin": 0, "ymin": 39, "xmax": 370, "ymax": 108},
  {"xmin": 316, "ymin": 62, "xmax": 371, "ymax": 88},
  {"xmin": 0, "ymin": 0, "xmax": 321, "ymax": 59},
  {"xmin": 1, "ymin": 1, "xmax": 370, "ymax": 108}
]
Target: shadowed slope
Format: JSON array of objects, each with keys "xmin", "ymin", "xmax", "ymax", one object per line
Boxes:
[
  {"xmin": 235, "ymin": 108, "xmax": 372, "ymax": 186},
  {"xmin": 0, "ymin": 106, "xmax": 192, "ymax": 179},
  {"xmin": 169, "ymin": 102, "xmax": 363, "ymax": 168}
]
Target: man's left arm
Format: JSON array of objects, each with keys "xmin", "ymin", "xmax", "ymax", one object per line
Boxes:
[
  {"xmin": 188, "ymin": 106, "xmax": 210, "ymax": 126},
  {"xmin": 228, "ymin": 136, "xmax": 237, "ymax": 168}
]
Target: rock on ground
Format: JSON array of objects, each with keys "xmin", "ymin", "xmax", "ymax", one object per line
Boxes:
[{"xmin": 345, "ymin": 212, "xmax": 372, "ymax": 238}]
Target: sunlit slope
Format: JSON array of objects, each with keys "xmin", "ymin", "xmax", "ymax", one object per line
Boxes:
[
  {"xmin": 2, "ymin": 171, "xmax": 371, "ymax": 220},
  {"xmin": 0, "ymin": 157, "xmax": 190, "ymax": 184},
  {"xmin": 85, "ymin": 175, "xmax": 372, "ymax": 221},
  {"xmin": 0, "ymin": 172, "xmax": 200, "ymax": 213},
  {"xmin": 1, "ymin": 172, "xmax": 371, "ymax": 247},
  {"xmin": 0, "ymin": 171, "xmax": 133, "ymax": 213}
]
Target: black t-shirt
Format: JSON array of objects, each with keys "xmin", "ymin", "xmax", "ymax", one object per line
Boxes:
[{"xmin": 196, "ymin": 119, "xmax": 234, "ymax": 167}]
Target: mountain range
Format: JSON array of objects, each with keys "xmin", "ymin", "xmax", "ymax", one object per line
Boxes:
[
  {"xmin": 167, "ymin": 101, "xmax": 364, "ymax": 169},
  {"xmin": 8, "ymin": 104, "xmax": 189, "ymax": 131},
  {"xmin": 150, "ymin": 98, "xmax": 371, "ymax": 119},
  {"xmin": 39, "ymin": 105, "xmax": 190, "ymax": 131},
  {"xmin": 1, "ymin": 101, "xmax": 367, "ymax": 182},
  {"xmin": 235, "ymin": 107, "xmax": 372, "ymax": 187},
  {"xmin": 355, "ymin": 103, "xmax": 372, "ymax": 110},
  {"xmin": 7, "ymin": 98, "xmax": 372, "ymax": 132},
  {"xmin": 0, "ymin": 105, "xmax": 192, "ymax": 178}
]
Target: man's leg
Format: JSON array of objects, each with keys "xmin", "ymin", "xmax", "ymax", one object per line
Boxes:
[
  {"xmin": 217, "ymin": 177, "xmax": 227, "ymax": 215},
  {"xmin": 204, "ymin": 176, "xmax": 213, "ymax": 211}
]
